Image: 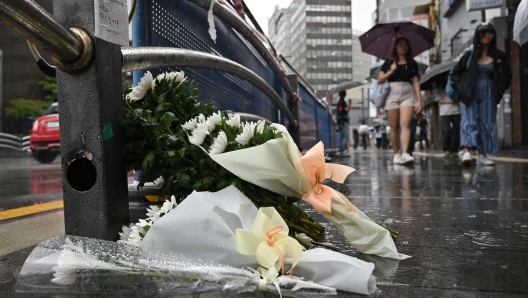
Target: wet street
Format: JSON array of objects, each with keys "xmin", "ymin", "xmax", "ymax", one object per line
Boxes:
[{"xmin": 1, "ymin": 150, "xmax": 528, "ymax": 297}]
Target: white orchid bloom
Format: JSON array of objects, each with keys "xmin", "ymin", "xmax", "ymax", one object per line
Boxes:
[
  {"xmin": 236, "ymin": 207, "xmax": 304, "ymax": 274},
  {"xmin": 209, "ymin": 131, "xmax": 228, "ymax": 154},
  {"xmin": 129, "ymin": 71, "xmax": 153, "ymax": 101}
]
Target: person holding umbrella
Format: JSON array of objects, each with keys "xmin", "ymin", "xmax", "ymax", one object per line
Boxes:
[
  {"xmin": 360, "ymin": 21, "xmax": 433, "ymax": 165},
  {"xmin": 377, "ymin": 37, "xmax": 423, "ymax": 164}
]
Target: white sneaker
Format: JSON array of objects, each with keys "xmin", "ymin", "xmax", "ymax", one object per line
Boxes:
[
  {"xmin": 461, "ymin": 152, "xmax": 472, "ymax": 166},
  {"xmin": 399, "ymin": 153, "xmax": 415, "ymax": 164},
  {"xmin": 458, "ymin": 150, "xmax": 465, "ymax": 160},
  {"xmin": 393, "ymin": 153, "xmax": 402, "ymax": 164},
  {"xmin": 477, "ymin": 154, "xmax": 495, "ymax": 166}
]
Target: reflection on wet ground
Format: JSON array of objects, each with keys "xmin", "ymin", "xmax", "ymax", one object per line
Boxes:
[
  {"xmin": 1, "ymin": 150, "xmax": 528, "ymax": 297},
  {"xmin": 318, "ymin": 149, "xmax": 528, "ymax": 296}
]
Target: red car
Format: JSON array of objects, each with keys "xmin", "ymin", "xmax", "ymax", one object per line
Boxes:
[{"xmin": 30, "ymin": 102, "xmax": 60, "ymax": 163}]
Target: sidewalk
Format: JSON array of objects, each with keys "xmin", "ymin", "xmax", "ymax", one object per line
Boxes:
[{"xmin": 2, "ymin": 149, "xmax": 528, "ymax": 297}]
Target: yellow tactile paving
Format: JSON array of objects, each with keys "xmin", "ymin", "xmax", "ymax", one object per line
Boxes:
[{"xmin": 0, "ymin": 200, "xmax": 64, "ymax": 221}]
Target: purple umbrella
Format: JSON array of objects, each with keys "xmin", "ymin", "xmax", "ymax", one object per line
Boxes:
[{"xmin": 359, "ymin": 21, "xmax": 435, "ymax": 59}]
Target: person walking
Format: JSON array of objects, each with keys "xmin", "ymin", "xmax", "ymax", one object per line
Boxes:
[
  {"xmin": 352, "ymin": 128, "xmax": 359, "ymax": 150},
  {"xmin": 336, "ymin": 90, "xmax": 351, "ymax": 156},
  {"xmin": 450, "ymin": 23, "xmax": 512, "ymax": 166},
  {"xmin": 418, "ymin": 113, "xmax": 428, "ymax": 149},
  {"xmin": 375, "ymin": 127, "xmax": 383, "ymax": 149},
  {"xmin": 378, "ymin": 37, "xmax": 423, "ymax": 164},
  {"xmin": 435, "ymin": 87, "xmax": 461, "ymax": 156},
  {"xmin": 358, "ymin": 122, "xmax": 369, "ymax": 150},
  {"xmin": 380, "ymin": 126, "xmax": 388, "ymax": 149}
]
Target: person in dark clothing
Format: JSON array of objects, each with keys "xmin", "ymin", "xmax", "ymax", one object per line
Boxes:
[
  {"xmin": 418, "ymin": 114, "xmax": 428, "ymax": 149},
  {"xmin": 450, "ymin": 22, "xmax": 512, "ymax": 166},
  {"xmin": 336, "ymin": 91, "xmax": 351, "ymax": 156},
  {"xmin": 353, "ymin": 128, "xmax": 359, "ymax": 149}
]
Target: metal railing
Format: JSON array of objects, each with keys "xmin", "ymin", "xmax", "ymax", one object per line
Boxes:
[{"xmin": 0, "ymin": 133, "xmax": 30, "ymax": 151}]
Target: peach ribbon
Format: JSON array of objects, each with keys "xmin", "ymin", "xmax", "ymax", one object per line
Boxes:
[{"xmin": 300, "ymin": 142, "xmax": 355, "ymax": 213}]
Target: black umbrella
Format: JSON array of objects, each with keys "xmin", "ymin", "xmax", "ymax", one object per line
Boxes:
[
  {"xmin": 369, "ymin": 61, "xmax": 429, "ymax": 80},
  {"xmin": 329, "ymin": 81, "xmax": 363, "ymax": 93},
  {"xmin": 359, "ymin": 21, "xmax": 435, "ymax": 59},
  {"xmin": 419, "ymin": 61, "xmax": 457, "ymax": 90}
]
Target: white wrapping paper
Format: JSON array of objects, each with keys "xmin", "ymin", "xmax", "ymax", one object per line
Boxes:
[
  {"xmin": 140, "ymin": 186, "xmax": 376, "ymax": 295},
  {"xmin": 208, "ymin": 124, "xmax": 403, "ymax": 259}
]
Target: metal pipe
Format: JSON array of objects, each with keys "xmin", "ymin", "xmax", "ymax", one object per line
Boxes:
[
  {"xmin": 186, "ymin": 0, "xmax": 297, "ymax": 100},
  {"xmin": 0, "ymin": 0, "xmax": 83, "ymax": 64},
  {"xmin": 121, "ymin": 47, "xmax": 297, "ymax": 127}
]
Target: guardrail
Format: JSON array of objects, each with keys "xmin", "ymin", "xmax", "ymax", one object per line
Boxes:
[{"xmin": 0, "ymin": 133, "xmax": 30, "ymax": 151}]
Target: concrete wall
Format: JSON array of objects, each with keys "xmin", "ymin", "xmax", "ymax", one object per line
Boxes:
[{"xmin": 0, "ymin": 0, "xmax": 54, "ymax": 133}]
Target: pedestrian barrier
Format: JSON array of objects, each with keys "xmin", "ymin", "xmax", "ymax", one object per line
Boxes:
[
  {"xmin": 0, "ymin": 0, "xmax": 338, "ymax": 241},
  {"xmin": 133, "ymin": 0, "xmax": 337, "ymax": 150},
  {"xmin": 0, "ymin": 133, "xmax": 30, "ymax": 151}
]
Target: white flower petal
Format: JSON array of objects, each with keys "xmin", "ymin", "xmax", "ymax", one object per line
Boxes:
[
  {"xmin": 182, "ymin": 119, "xmax": 198, "ymax": 130},
  {"xmin": 236, "ymin": 122, "xmax": 256, "ymax": 145},
  {"xmin": 226, "ymin": 114, "xmax": 241, "ymax": 128},
  {"xmin": 209, "ymin": 131, "xmax": 228, "ymax": 154},
  {"xmin": 129, "ymin": 71, "xmax": 153, "ymax": 101},
  {"xmin": 206, "ymin": 112, "xmax": 222, "ymax": 132}
]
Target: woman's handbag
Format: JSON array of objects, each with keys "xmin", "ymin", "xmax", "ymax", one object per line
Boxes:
[{"xmin": 370, "ymin": 80, "xmax": 390, "ymax": 109}]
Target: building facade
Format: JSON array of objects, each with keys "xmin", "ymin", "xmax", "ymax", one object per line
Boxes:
[{"xmin": 268, "ymin": 0, "xmax": 370, "ymax": 100}]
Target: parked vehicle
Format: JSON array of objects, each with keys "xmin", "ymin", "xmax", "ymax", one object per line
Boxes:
[{"xmin": 29, "ymin": 102, "xmax": 60, "ymax": 163}]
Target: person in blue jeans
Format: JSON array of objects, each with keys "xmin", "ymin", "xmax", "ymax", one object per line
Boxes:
[
  {"xmin": 450, "ymin": 23, "xmax": 511, "ymax": 167},
  {"xmin": 336, "ymin": 91, "xmax": 351, "ymax": 156}
]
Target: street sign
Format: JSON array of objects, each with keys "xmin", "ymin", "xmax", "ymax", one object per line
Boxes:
[{"xmin": 466, "ymin": 0, "xmax": 503, "ymax": 12}]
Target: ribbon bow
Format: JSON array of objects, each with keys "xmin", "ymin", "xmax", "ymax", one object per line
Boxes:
[
  {"xmin": 300, "ymin": 142, "xmax": 355, "ymax": 213},
  {"xmin": 236, "ymin": 207, "xmax": 304, "ymax": 275}
]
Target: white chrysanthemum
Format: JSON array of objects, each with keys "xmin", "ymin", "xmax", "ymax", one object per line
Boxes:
[
  {"xmin": 151, "ymin": 73, "xmax": 167, "ymax": 90},
  {"xmin": 206, "ymin": 112, "xmax": 222, "ymax": 132},
  {"xmin": 235, "ymin": 122, "xmax": 256, "ymax": 145},
  {"xmin": 52, "ymin": 238, "xmax": 121, "ymax": 285},
  {"xmin": 182, "ymin": 119, "xmax": 198, "ymax": 130},
  {"xmin": 160, "ymin": 196, "xmax": 177, "ymax": 215},
  {"xmin": 117, "ymin": 225, "xmax": 133, "ymax": 244},
  {"xmin": 129, "ymin": 71, "xmax": 153, "ymax": 101},
  {"xmin": 188, "ymin": 123, "xmax": 209, "ymax": 146},
  {"xmin": 255, "ymin": 120, "xmax": 265, "ymax": 134},
  {"xmin": 197, "ymin": 114, "xmax": 206, "ymax": 124},
  {"xmin": 209, "ymin": 131, "xmax": 228, "ymax": 154},
  {"xmin": 226, "ymin": 114, "xmax": 241, "ymax": 128}
]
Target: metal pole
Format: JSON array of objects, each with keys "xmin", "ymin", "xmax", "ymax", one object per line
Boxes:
[
  {"xmin": 53, "ymin": 0, "xmax": 129, "ymax": 241},
  {"xmin": 0, "ymin": 0, "xmax": 83, "ymax": 64},
  {"xmin": 0, "ymin": 50, "xmax": 2, "ymax": 133},
  {"xmin": 121, "ymin": 47, "xmax": 298, "ymax": 127},
  {"xmin": 361, "ymin": 88, "xmax": 365, "ymax": 121}
]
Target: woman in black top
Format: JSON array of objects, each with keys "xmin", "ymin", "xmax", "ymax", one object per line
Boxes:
[
  {"xmin": 378, "ymin": 37, "xmax": 423, "ymax": 165},
  {"xmin": 450, "ymin": 23, "xmax": 511, "ymax": 167}
]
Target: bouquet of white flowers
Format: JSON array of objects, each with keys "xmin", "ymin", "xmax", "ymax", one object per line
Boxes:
[{"xmin": 122, "ymin": 71, "xmax": 404, "ymax": 260}]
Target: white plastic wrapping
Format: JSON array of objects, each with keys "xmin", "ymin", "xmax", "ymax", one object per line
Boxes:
[{"xmin": 141, "ymin": 186, "xmax": 376, "ymax": 295}]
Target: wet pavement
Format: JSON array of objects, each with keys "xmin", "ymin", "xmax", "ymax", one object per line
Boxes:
[{"xmin": 1, "ymin": 149, "xmax": 528, "ymax": 297}]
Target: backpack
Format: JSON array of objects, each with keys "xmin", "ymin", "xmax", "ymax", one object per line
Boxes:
[{"xmin": 446, "ymin": 50, "xmax": 473, "ymax": 103}]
